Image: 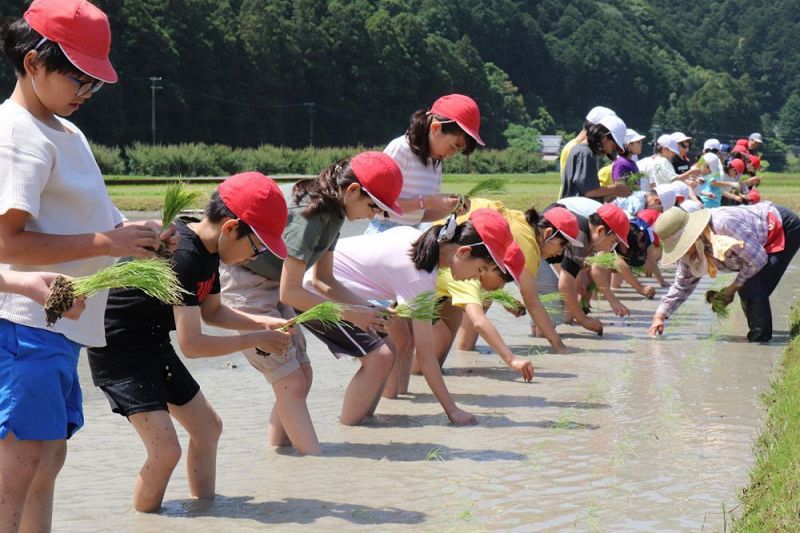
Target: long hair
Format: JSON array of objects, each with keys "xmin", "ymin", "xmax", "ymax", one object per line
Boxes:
[
  {"xmin": 292, "ymin": 158, "xmax": 366, "ymax": 218},
  {"xmin": 406, "ymin": 110, "xmax": 478, "ymax": 166},
  {"xmin": 409, "ymin": 220, "xmax": 491, "ymax": 273}
]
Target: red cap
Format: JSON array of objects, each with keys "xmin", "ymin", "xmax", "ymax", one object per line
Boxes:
[
  {"xmin": 730, "ymin": 158, "xmax": 745, "ymax": 174},
  {"xmin": 636, "ymin": 208, "xmax": 661, "ymax": 246},
  {"xmin": 596, "ymin": 203, "xmax": 630, "ymax": 245},
  {"xmin": 543, "ymin": 207, "xmax": 583, "ymax": 247},
  {"xmin": 219, "ymin": 173, "xmax": 288, "ymax": 259},
  {"xmin": 749, "ymin": 156, "xmax": 761, "ymax": 170},
  {"xmin": 736, "ymin": 139, "xmax": 749, "ymax": 146},
  {"xmin": 469, "ymin": 208, "xmax": 524, "ymax": 282},
  {"xmin": 350, "ymin": 152, "xmax": 403, "ymax": 215},
  {"xmin": 429, "ymin": 94, "xmax": 485, "ymax": 146},
  {"xmin": 731, "ymin": 145, "xmax": 749, "ymax": 155},
  {"xmin": 747, "ymin": 189, "xmax": 761, "ymax": 203},
  {"xmin": 24, "ymin": 0, "xmax": 118, "ymax": 84}
]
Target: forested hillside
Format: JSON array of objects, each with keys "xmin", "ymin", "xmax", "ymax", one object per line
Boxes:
[{"xmin": 0, "ymin": 0, "xmax": 797, "ymax": 150}]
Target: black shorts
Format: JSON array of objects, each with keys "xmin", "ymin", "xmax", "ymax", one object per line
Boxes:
[
  {"xmin": 301, "ymin": 319, "xmax": 385, "ymax": 359},
  {"xmin": 95, "ymin": 342, "xmax": 200, "ymax": 418}
]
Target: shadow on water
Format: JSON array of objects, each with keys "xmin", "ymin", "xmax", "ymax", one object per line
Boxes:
[
  {"xmin": 356, "ymin": 413, "xmax": 601, "ymax": 430},
  {"xmin": 313, "ymin": 441, "xmax": 528, "ymax": 462},
  {"xmin": 399, "ymin": 392, "xmax": 610, "ymax": 410},
  {"xmin": 444, "ymin": 366, "xmax": 577, "ymax": 381},
  {"xmin": 160, "ymin": 495, "xmax": 426, "ymax": 526}
]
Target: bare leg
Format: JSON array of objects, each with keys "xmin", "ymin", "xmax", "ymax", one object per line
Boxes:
[
  {"xmin": 0, "ymin": 434, "xmax": 44, "ymax": 533},
  {"xmin": 384, "ymin": 319, "xmax": 413, "ymax": 398},
  {"xmin": 341, "ymin": 344, "xmax": 394, "ymax": 426},
  {"xmin": 128, "ymin": 410, "xmax": 182, "ymax": 513},
  {"xmin": 18, "ymin": 439, "xmax": 66, "ymax": 533},
  {"xmin": 267, "ymin": 364, "xmax": 320, "ymax": 455},
  {"xmin": 169, "ymin": 391, "xmax": 223, "ymax": 499}
]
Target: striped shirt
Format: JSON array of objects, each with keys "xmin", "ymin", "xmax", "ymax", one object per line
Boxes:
[
  {"xmin": 657, "ymin": 202, "xmax": 781, "ymax": 318},
  {"xmin": 384, "ymin": 135, "xmax": 442, "ymax": 226}
]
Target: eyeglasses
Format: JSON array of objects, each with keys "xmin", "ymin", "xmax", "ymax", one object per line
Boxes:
[
  {"xmin": 246, "ymin": 233, "xmax": 266, "ymax": 258},
  {"xmin": 605, "ymin": 230, "xmax": 619, "ymax": 251},
  {"xmin": 67, "ymin": 75, "xmax": 104, "ymax": 98},
  {"xmin": 367, "ymin": 202, "xmax": 389, "ymax": 219}
]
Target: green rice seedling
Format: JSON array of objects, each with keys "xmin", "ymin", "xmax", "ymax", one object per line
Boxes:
[
  {"xmin": 157, "ymin": 181, "xmax": 203, "ymax": 257},
  {"xmin": 624, "ymin": 171, "xmax": 648, "ymax": 192},
  {"xmin": 388, "ymin": 290, "xmax": 441, "ymax": 321},
  {"xmin": 161, "ymin": 181, "xmax": 202, "ymax": 230},
  {"xmin": 584, "ymin": 251, "xmax": 623, "ymax": 271},
  {"xmin": 424, "ymin": 447, "xmax": 445, "ymax": 462},
  {"xmin": 705, "ymin": 290, "xmax": 730, "ymax": 319},
  {"xmin": 44, "ymin": 259, "xmax": 185, "ymax": 326},
  {"xmin": 538, "ymin": 291, "xmax": 562, "ymax": 304},
  {"xmin": 280, "ymin": 301, "xmax": 344, "ymax": 331},
  {"xmin": 480, "ymin": 288, "xmax": 524, "ymax": 312},
  {"xmin": 451, "ymin": 178, "xmax": 507, "ymax": 213}
]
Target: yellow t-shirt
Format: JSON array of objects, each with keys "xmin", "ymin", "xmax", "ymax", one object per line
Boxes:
[
  {"xmin": 453, "ymin": 198, "xmax": 541, "ymax": 275},
  {"xmin": 435, "ymin": 268, "xmax": 482, "ymax": 308},
  {"xmin": 598, "ymin": 163, "xmax": 613, "ymax": 187}
]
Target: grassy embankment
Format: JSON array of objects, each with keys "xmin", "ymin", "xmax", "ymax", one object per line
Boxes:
[
  {"xmin": 105, "ymin": 172, "xmax": 800, "ymax": 213},
  {"xmin": 735, "ymin": 308, "xmax": 800, "ymax": 531}
]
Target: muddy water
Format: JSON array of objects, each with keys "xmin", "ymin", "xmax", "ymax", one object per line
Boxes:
[{"xmin": 53, "ymin": 217, "xmax": 799, "ymax": 531}]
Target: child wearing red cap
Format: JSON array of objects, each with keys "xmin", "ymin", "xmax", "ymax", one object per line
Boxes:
[
  {"xmin": 422, "ymin": 203, "xmax": 582, "ymax": 386},
  {"xmin": 220, "ymin": 152, "xmax": 403, "ymax": 454},
  {"xmin": 87, "ymin": 174, "xmax": 293, "ymax": 513},
  {"xmin": 0, "ymin": 1, "xmax": 170, "ymax": 528},
  {"xmin": 302, "ymin": 209, "xmax": 523, "ymax": 425},
  {"xmin": 366, "ymin": 94, "xmax": 484, "ymax": 234}
]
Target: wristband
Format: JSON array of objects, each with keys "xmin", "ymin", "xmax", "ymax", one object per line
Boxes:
[{"xmin": 418, "ymin": 196, "xmax": 425, "ymax": 210}]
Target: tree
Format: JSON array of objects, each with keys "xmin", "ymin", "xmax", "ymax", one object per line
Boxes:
[{"xmin": 778, "ymin": 94, "xmax": 800, "ymax": 145}]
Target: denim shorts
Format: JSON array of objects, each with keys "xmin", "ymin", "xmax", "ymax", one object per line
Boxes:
[{"xmin": 0, "ymin": 319, "xmax": 83, "ymax": 441}]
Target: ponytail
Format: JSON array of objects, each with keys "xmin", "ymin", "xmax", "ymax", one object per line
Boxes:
[
  {"xmin": 409, "ymin": 218, "xmax": 491, "ymax": 272},
  {"xmin": 292, "ymin": 157, "xmax": 365, "ymax": 218},
  {"xmin": 525, "ymin": 206, "xmax": 562, "ymax": 243}
]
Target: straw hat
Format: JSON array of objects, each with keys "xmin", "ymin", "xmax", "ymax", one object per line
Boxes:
[{"xmin": 653, "ymin": 207, "xmax": 711, "ymax": 265}]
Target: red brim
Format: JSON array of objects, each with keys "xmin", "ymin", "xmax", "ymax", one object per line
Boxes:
[
  {"xmin": 252, "ymin": 229, "xmax": 287, "ymax": 260},
  {"xmin": 59, "ymin": 43, "xmax": 118, "ymax": 84},
  {"xmin": 503, "ymin": 245, "xmax": 525, "ymax": 283},
  {"xmin": 456, "ymin": 121, "xmax": 485, "ymax": 147}
]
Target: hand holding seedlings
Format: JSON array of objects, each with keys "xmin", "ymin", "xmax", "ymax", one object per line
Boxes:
[
  {"xmin": 22, "ymin": 272, "xmax": 86, "ymax": 321},
  {"xmin": 279, "ymin": 301, "xmax": 344, "ymax": 332},
  {"xmin": 157, "ymin": 182, "xmax": 202, "ymax": 257},
  {"xmin": 254, "ymin": 329, "xmax": 292, "ymax": 355},
  {"xmin": 649, "ymin": 314, "xmax": 666, "ymax": 337},
  {"xmin": 102, "ymin": 224, "xmax": 162, "ymax": 259},
  {"xmin": 342, "ymin": 304, "xmax": 389, "ymax": 333}
]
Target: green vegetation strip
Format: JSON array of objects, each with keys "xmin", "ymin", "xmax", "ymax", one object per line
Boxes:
[{"xmin": 736, "ymin": 333, "xmax": 800, "ymax": 530}]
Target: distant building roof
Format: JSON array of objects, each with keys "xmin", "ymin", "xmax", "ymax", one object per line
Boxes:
[{"xmin": 539, "ymin": 135, "xmax": 563, "ymax": 156}]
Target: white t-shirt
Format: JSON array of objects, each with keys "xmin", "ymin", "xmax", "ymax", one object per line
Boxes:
[
  {"xmin": 556, "ymin": 196, "xmax": 602, "ymax": 218},
  {"xmin": 649, "ymin": 155, "xmax": 679, "ymax": 185},
  {"xmin": 0, "ymin": 100, "xmax": 123, "ymax": 347},
  {"xmin": 383, "ymin": 135, "xmax": 442, "ymax": 226},
  {"xmin": 303, "ymin": 226, "xmax": 436, "ymax": 304}
]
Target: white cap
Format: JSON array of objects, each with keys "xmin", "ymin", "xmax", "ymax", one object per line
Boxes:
[
  {"xmin": 667, "ymin": 181, "xmax": 691, "ymax": 202},
  {"xmin": 671, "ymin": 131, "xmax": 692, "ymax": 144},
  {"xmin": 680, "ymin": 199, "xmax": 704, "ymax": 213},
  {"xmin": 703, "ymin": 138, "xmax": 721, "ymax": 151},
  {"xmin": 599, "ymin": 115, "xmax": 627, "ymax": 153},
  {"xmin": 749, "ymin": 132, "xmax": 764, "ymax": 143},
  {"xmin": 625, "ymin": 128, "xmax": 646, "ymax": 145},
  {"xmin": 585, "ymin": 106, "xmax": 616, "ymax": 124},
  {"xmin": 656, "ymin": 134, "xmax": 682, "ymax": 157},
  {"xmin": 654, "ymin": 183, "xmax": 677, "ymax": 210}
]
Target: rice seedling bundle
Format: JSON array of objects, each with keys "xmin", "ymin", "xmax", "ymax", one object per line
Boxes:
[
  {"xmin": 584, "ymin": 252, "xmax": 623, "ymax": 271},
  {"xmin": 705, "ymin": 290, "xmax": 730, "ymax": 319},
  {"xmin": 388, "ymin": 290, "xmax": 442, "ymax": 321},
  {"xmin": 44, "ymin": 259, "xmax": 186, "ymax": 326},
  {"xmin": 158, "ymin": 181, "xmax": 203, "ymax": 257},
  {"xmin": 280, "ymin": 301, "xmax": 345, "ymax": 331},
  {"xmin": 451, "ymin": 178, "xmax": 508, "ymax": 213},
  {"xmin": 481, "ymin": 288, "xmax": 524, "ymax": 312}
]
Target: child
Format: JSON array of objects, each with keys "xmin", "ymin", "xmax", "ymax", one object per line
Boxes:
[
  {"xmin": 366, "ymin": 94, "xmax": 483, "ymax": 233},
  {"xmin": 558, "ymin": 106, "xmax": 616, "ymax": 198},
  {"xmin": 431, "ymin": 203, "xmax": 583, "ymax": 378},
  {"xmin": 304, "ymin": 208, "xmax": 524, "ymax": 424},
  {"xmin": 87, "ymin": 173, "xmax": 293, "ymax": 513},
  {"xmin": 0, "ymin": 1, "xmax": 166, "ymax": 529},
  {"xmin": 560, "ymin": 114, "xmax": 631, "ymax": 200},
  {"xmin": 220, "ymin": 152, "xmax": 404, "ymax": 453}
]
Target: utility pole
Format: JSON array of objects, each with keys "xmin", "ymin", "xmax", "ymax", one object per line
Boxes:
[
  {"xmin": 149, "ymin": 76, "xmax": 163, "ymax": 145},
  {"xmin": 306, "ymin": 102, "xmax": 315, "ymax": 147}
]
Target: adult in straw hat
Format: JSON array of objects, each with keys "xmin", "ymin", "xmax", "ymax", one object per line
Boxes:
[{"xmin": 649, "ymin": 202, "xmax": 800, "ymax": 342}]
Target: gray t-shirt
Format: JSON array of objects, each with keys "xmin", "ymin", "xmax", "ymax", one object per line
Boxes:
[
  {"xmin": 560, "ymin": 143, "xmax": 599, "ymax": 199},
  {"xmin": 245, "ymin": 196, "xmax": 343, "ymax": 280}
]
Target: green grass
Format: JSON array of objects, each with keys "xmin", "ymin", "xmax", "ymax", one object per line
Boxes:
[
  {"xmin": 736, "ymin": 335, "xmax": 800, "ymax": 531},
  {"xmin": 104, "ymin": 170, "xmax": 800, "ymax": 217}
]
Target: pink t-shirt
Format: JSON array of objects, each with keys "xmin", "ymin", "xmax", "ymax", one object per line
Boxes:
[{"xmin": 303, "ymin": 225, "xmax": 436, "ymax": 304}]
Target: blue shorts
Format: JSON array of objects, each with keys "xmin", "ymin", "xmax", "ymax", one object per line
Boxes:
[{"xmin": 0, "ymin": 319, "xmax": 83, "ymax": 441}]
